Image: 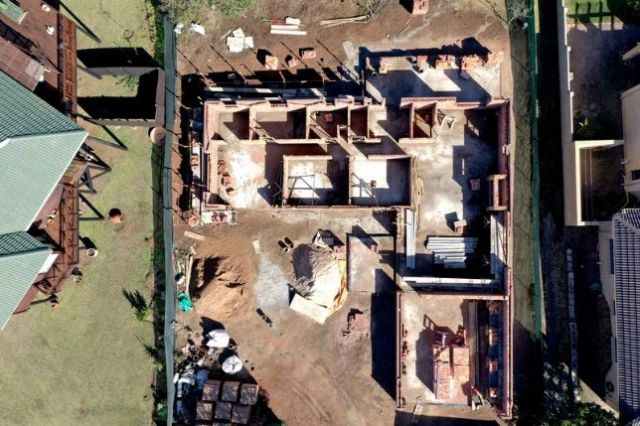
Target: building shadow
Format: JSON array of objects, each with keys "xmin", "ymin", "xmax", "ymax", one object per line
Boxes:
[
  {"xmin": 77, "ymin": 47, "xmax": 158, "ymax": 68},
  {"xmin": 566, "ymin": 23, "xmax": 640, "ymax": 136},
  {"xmin": 371, "ymin": 293, "xmax": 397, "ymax": 398},
  {"xmin": 358, "ymin": 40, "xmax": 495, "ymax": 107},
  {"xmin": 394, "ymin": 411, "xmax": 499, "ymax": 426},
  {"xmin": 564, "ymin": 227, "xmax": 612, "ymax": 399},
  {"xmin": 416, "ymin": 327, "xmax": 434, "ymax": 392}
]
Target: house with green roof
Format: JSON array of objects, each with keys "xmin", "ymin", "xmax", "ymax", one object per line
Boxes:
[{"xmin": 0, "ymin": 71, "xmax": 87, "ymax": 330}]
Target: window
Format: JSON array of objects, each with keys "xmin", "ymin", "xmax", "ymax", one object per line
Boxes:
[
  {"xmin": 632, "ymin": 169, "xmax": 640, "ymax": 181},
  {"xmin": 609, "ymin": 239, "xmax": 614, "ymax": 275}
]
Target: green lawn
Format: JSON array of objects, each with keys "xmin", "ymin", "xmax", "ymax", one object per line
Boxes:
[
  {"xmin": 0, "ymin": 1, "xmax": 159, "ymax": 425},
  {"xmin": 564, "ymin": 0, "xmax": 613, "ymax": 24}
]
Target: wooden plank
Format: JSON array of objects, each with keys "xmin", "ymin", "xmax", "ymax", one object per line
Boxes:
[{"xmin": 184, "ymin": 231, "xmax": 205, "ymax": 241}]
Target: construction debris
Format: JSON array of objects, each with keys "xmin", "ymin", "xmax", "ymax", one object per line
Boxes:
[
  {"xmin": 285, "ymin": 17, "xmax": 301, "ymax": 25},
  {"xmin": 299, "ymin": 47, "xmax": 317, "ymax": 59},
  {"xmin": 189, "ymin": 23, "xmax": 206, "ymax": 35},
  {"xmin": 411, "ymin": 0, "xmax": 429, "ymax": 15},
  {"xmin": 264, "ymin": 54, "xmax": 279, "ymax": 70},
  {"xmin": 184, "ymin": 230, "xmax": 205, "ymax": 241},
  {"xmin": 269, "ymin": 16, "xmax": 306, "ymax": 35},
  {"xmin": 285, "ymin": 55, "xmax": 298, "ymax": 68},
  {"xmin": 222, "ymin": 355, "xmax": 243, "ymax": 374},
  {"xmin": 320, "ymin": 15, "xmax": 368, "ymax": 28},
  {"xmin": 201, "ymin": 210, "xmax": 237, "ymax": 225},
  {"xmin": 270, "ymin": 27, "xmax": 307, "ymax": 36},
  {"xmin": 226, "ymin": 28, "xmax": 254, "ymax": 53}
]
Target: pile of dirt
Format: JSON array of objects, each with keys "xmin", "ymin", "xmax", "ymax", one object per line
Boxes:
[
  {"xmin": 291, "ymin": 244, "xmax": 341, "ymax": 308},
  {"xmin": 192, "ymin": 256, "xmax": 252, "ymax": 321}
]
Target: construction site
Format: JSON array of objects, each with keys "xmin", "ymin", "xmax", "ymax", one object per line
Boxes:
[{"xmin": 172, "ymin": 1, "xmax": 514, "ymax": 424}]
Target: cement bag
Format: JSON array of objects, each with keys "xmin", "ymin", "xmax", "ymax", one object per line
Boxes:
[
  {"xmin": 206, "ymin": 329, "xmax": 230, "ymax": 348},
  {"xmin": 222, "ymin": 355, "xmax": 243, "ymax": 375}
]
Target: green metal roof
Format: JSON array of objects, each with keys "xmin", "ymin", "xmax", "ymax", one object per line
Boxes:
[
  {"xmin": 0, "ymin": 72, "xmax": 82, "ymax": 141},
  {"xmin": 0, "ymin": 232, "xmax": 51, "ymax": 330},
  {"xmin": 0, "ymin": 0, "xmax": 26, "ymax": 24},
  {"xmin": 0, "ymin": 71, "xmax": 88, "ymax": 234}
]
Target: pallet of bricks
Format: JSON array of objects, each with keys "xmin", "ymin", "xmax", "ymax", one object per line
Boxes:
[{"xmin": 195, "ymin": 380, "xmax": 260, "ymax": 425}]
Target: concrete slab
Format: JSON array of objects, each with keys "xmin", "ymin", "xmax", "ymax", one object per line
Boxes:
[
  {"xmin": 399, "ymin": 293, "xmax": 472, "ymax": 405},
  {"xmin": 402, "ymin": 108, "xmax": 497, "ymax": 272},
  {"xmin": 350, "ymin": 158, "xmax": 410, "ymax": 206},
  {"xmin": 219, "ymin": 145, "xmax": 271, "ymax": 209},
  {"xmin": 348, "ymin": 235, "xmax": 395, "ymax": 293},
  {"xmin": 365, "ymin": 58, "xmax": 500, "ymax": 106},
  {"xmin": 284, "ymin": 156, "xmax": 346, "ymax": 205}
]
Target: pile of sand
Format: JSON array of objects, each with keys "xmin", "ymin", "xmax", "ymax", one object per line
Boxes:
[
  {"xmin": 192, "ymin": 257, "xmax": 251, "ymax": 321},
  {"xmin": 291, "ymin": 244, "xmax": 341, "ymax": 308}
]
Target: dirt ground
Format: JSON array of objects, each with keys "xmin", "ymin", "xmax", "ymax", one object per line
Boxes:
[
  {"xmin": 176, "ymin": 210, "xmax": 399, "ymax": 425},
  {"xmin": 175, "ymin": 208, "xmax": 505, "ymax": 425},
  {"xmin": 177, "ymin": 0, "xmax": 511, "ymax": 96}
]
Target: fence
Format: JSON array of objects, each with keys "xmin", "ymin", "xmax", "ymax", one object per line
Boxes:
[
  {"xmin": 162, "ymin": 14, "xmax": 177, "ymax": 426},
  {"xmin": 556, "ymin": 0, "xmax": 581, "ymax": 226}
]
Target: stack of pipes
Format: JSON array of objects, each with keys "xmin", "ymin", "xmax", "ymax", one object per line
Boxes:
[
  {"xmin": 425, "ymin": 237, "xmax": 477, "ymax": 269},
  {"xmin": 270, "ymin": 17, "xmax": 306, "ymax": 35}
]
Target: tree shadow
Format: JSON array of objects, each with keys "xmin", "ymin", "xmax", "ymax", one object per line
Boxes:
[
  {"xmin": 77, "ymin": 47, "xmax": 157, "ymax": 68},
  {"xmin": 122, "ymin": 288, "xmax": 148, "ymax": 311},
  {"xmin": 59, "ymin": 1, "xmax": 101, "ymax": 42}
]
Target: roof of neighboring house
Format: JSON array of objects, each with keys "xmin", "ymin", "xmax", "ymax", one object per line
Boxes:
[
  {"xmin": 613, "ymin": 208, "xmax": 640, "ymax": 421},
  {"xmin": 0, "ymin": 0, "xmax": 26, "ymax": 24},
  {"xmin": 0, "ymin": 39, "xmax": 45, "ymax": 90},
  {"xmin": 0, "ymin": 231, "xmax": 51, "ymax": 330},
  {"xmin": 0, "ymin": 71, "xmax": 81, "ymax": 140},
  {"xmin": 0, "ymin": 71, "xmax": 87, "ymax": 234}
]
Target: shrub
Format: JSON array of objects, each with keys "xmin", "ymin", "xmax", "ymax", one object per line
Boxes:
[
  {"xmin": 136, "ymin": 305, "xmax": 152, "ymax": 321},
  {"xmin": 353, "ymin": 0, "xmax": 391, "ymax": 18},
  {"xmin": 538, "ymin": 402, "xmax": 617, "ymax": 426},
  {"xmin": 158, "ymin": 0, "xmax": 210, "ymax": 23}
]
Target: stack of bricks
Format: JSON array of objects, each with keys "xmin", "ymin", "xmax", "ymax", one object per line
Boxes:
[
  {"xmin": 411, "ymin": 0, "xmax": 429, "ymax": 15},
  {"xmin": 196, "ymin": 380, "xmax": 260, "ymax": 425}
]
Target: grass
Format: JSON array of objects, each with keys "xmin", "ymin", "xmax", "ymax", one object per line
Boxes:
[
  {"xmin": 564, "ymin": 0, "xmax": 614, "ymax": 24},
  {"xmin": 0, "ymin": 0, "xmax": 159, "ymax": 424}
]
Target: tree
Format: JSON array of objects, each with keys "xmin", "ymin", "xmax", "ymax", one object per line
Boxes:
[
  {"xmin": 609, "ymin": 0, "xmax": 640, "ymax": 24},
  {"xmin": 574, "ymin": 114, "xmax": 604, "ymax": 140},
  {"xmin": 506, "ymin": 0, "xmax": 530, "ymax": 25},
  {"xmin": 480, "ymin": 0, "xmax": 530, "ymax": 27}
]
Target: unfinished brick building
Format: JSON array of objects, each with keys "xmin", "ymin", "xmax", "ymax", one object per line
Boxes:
[{"xmin": 190, "ymin": 90, "xmax": 513, "ymax": 419}]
